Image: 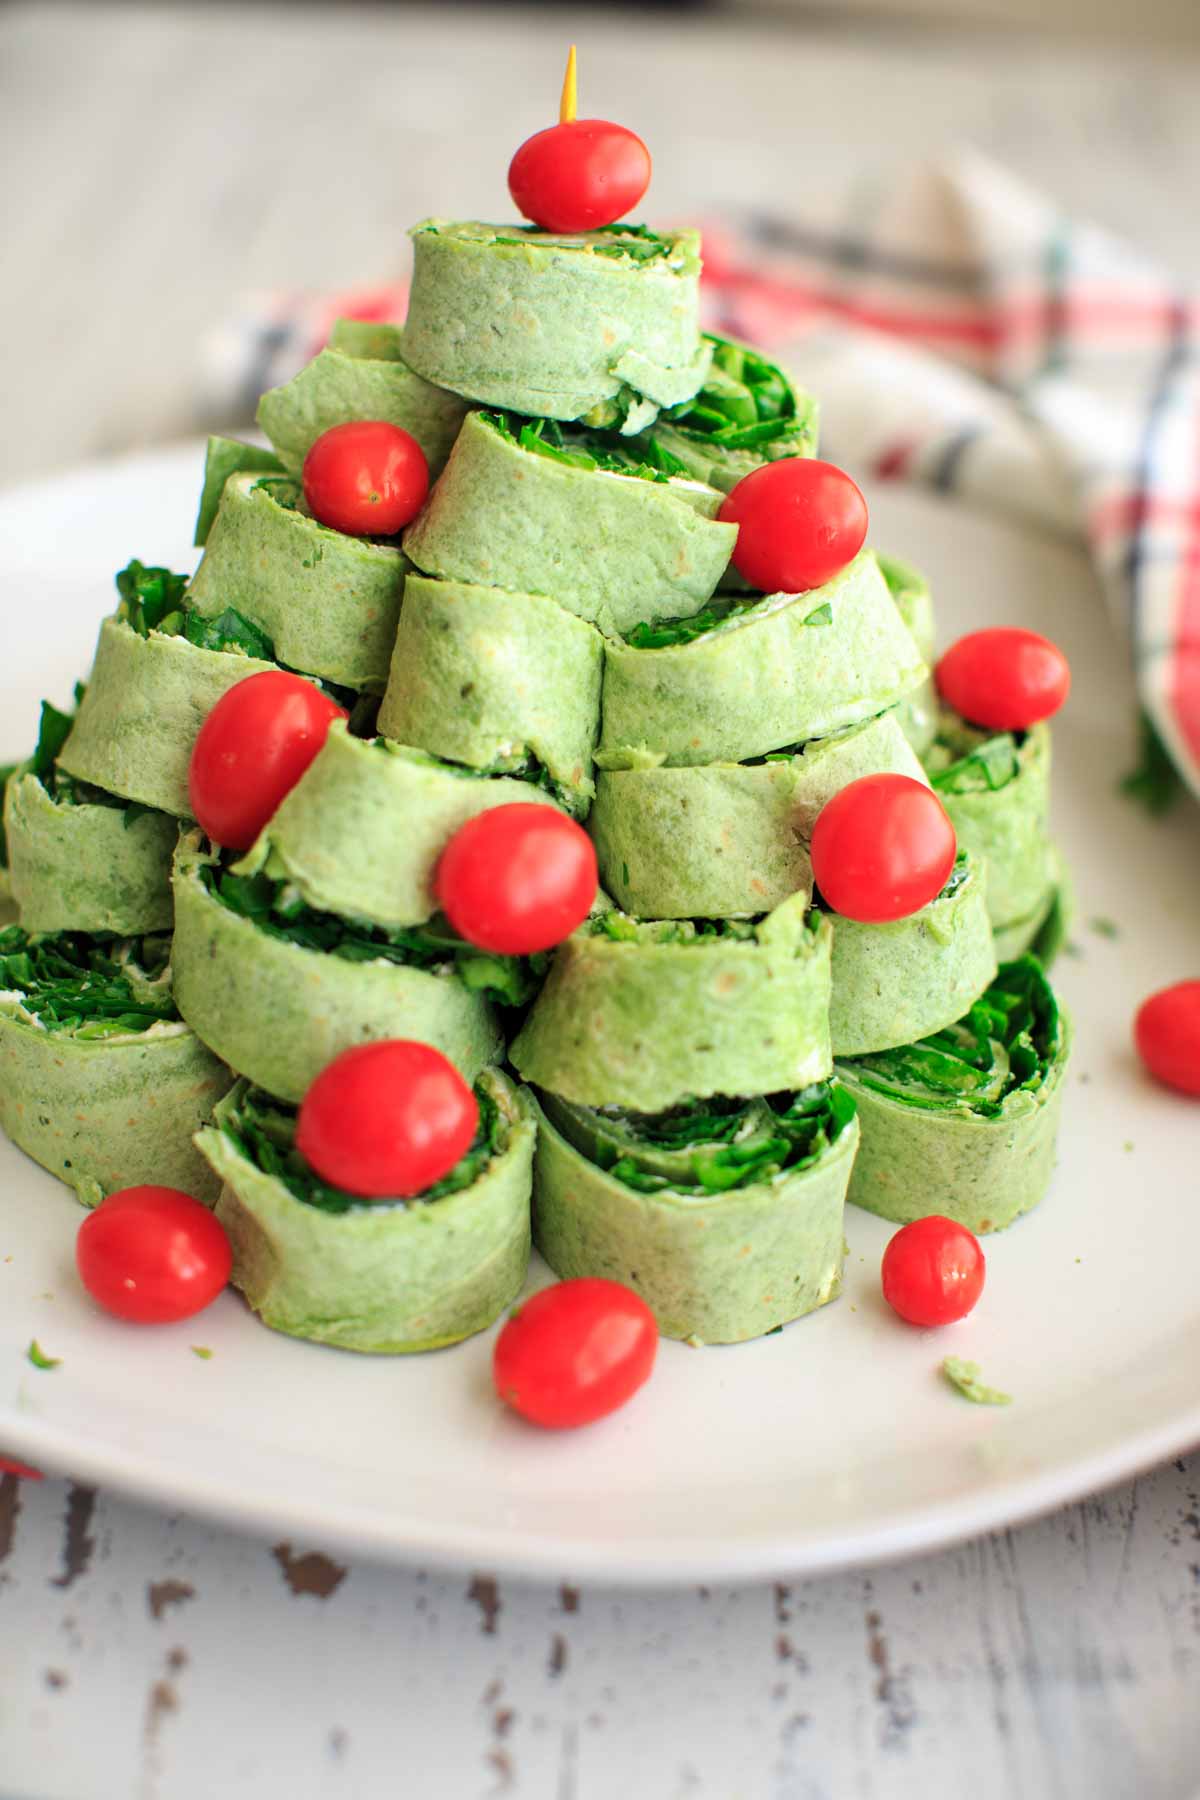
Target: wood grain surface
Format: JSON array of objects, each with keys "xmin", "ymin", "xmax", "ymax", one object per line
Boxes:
[{"xmin": 2, "ymin": 6, "xmax": 1199, "ymax": 1797}]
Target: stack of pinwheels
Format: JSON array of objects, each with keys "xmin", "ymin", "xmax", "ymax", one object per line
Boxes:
[{"xmin": 0, "ymin": 70, "xmax": 1073, "ymax": 1362}]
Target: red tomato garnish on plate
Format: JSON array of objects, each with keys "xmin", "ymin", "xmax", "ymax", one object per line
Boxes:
[
  {"xmin": 188, "ymin": 670, "xmax": 345, "ymax": 851},
  {"xmin": 435, "ymin": 803, "xmax": 598, "ymax": 955},
  {"xmin": 935, "ymin": 628, "xmax": 1070, "ymax": 731},
  {"xmin": 810, "ymin": 773, "xmax": 957, "ymax": 923},
  {"xmin": 302, "ymin": 420, "xmax": 429, "ymax": 537},
  {"xmin": 76, "ymin": 1187, "xmax": 232, "ymax": 1325},
  {"xmin": 493, "ymin": 1279, "xmax": 658, "ymax": 1428},
  {"xmin": 881, "ymin": 1216, "xmax": 986, "ymax": 1327},
  {"xmin": 1134, "ymin": 981, "xmax": 1200, "ymax": 1097},
  {"xmin": 717, "ymin": 458, "xmax": 868, "ymax": 594},
  {"xmin": 296, "ymin": 1041, "xmax": 478, "ymax": 1199},
  {"xmin": 509, "ymin": 120, "xmax": 651, "ymax": 233}
]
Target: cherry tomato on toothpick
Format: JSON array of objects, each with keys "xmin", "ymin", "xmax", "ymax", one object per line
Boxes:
[
  {"xmin": 302, "ymin": 420, "xmax": 428, "ymax": 537},
  {"xmin": 717, "ymin": 458, "xmax": 869, "ymax": 594},
  {"xmin": 188, "ymin": 670, "xmax": 345, "ymax": 851},
  {"xmin": 508, "ymin": 46, "xmax": 651, "ymax": 234},
  {"xmin": 935, "ymin": 628, "xmax": 1070, "ymax": 732},
  {"xmin": 1134, "ymin": 980, "xmax": 1200, "ymax": 1097},
  {"xmin": 810, "ymin": 773, "xmax": 957, "ymax": 923},
  {"xmin": 493, "ymin": 1279, "xmax": 658, "ymax": 1428},
  {"xmin": 435, "ymin": 803, "xmax": 598, "ymax": 956},
  {"xmin": 296, "ymin": 1041, "xmax": 478, "ymax": 1199},
  {"xmin": 881, "ymin": 1216, "xmax": 986, "ymax": 1328},
  {"xmin": 76, "ymin": 1187, "xmax": 232, "ymax": 1324}
]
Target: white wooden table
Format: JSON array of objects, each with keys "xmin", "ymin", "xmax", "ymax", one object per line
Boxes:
[{"xmin": 2, "ymin": 6, "xmax": 1199, "ymax": 1795}]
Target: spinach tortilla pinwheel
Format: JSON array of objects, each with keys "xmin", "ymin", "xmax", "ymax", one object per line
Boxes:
[
  {"xmin": 531, "ymin": 1082, "xmax": 857, "ymax": 1344},
  {"xmin": 188, "ymin": 473, "xmax": 408, "ymax": 690},
  {"xmin": 991, "ymin": 846, "xmax": 1072, "ymax": 967},
  {"xmin": 877, "ymin": 553, "xmax": 938, "ymax": 757},
  {"xmin": 57, "ymin": 562, "xmax": 281, "ymax": 818},
  {"xmin": 635, "ymin": 333, "xmax": 819, "ymax": 494},
  {"xmin": 0, "ymin": 926, "xmax": 231, "ymax": 1207},
  {"xmin": 378, "ymin": 574, "xmax": 602, "ymax": 812},
  {"xmin": 194, "ymin": 436, "xmax": 285, "ymax": 547},
  {"xmin": 837, "ymin": 955, "xmax": 1071, "ymax": 1234},
  {"xmin": 401, "ymin": 409, "xmax": 736, "ymax": 634},
  {"xmin": 402, "ymin": 220, "xmax": 712, "ymax": 429},
  {"xmin": 924, "ymin": 710, "xmax": 1056, "ymax": 940},
  {"xmin": 828, "ymin": 854, "xmax": 997, "ymax": 1055},
  {"xmin": 236, "ymin": 724, "xmax": 567, "ymax": 932},
  {"xmin": 510, "ymin": 895, "xmax": 832, "ymax": 1111},
  {"xmin": 171, "ymin": 832, "xmax": 506, "ymax": 1104},
  {"xmin": 256, "ymin": 318, "xmax": 468, "ymax": 482},
  {"xmin": 589, "ymin": 710, "xmax": 928, "ymax": 919},
  {"xmin": 598, "ymin": 551, "xmax": 929, "ymax": 768},
  {"xmin": 195, "ymin": 1070, "xmax": 535, "ymax": 1354},
  {"xmin": 4, "ymin": 694, "xmax": 175, "ymax": 935}
]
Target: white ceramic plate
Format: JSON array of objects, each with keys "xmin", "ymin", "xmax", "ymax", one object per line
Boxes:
[{"xmin": 1, "ymin": 443, "xmax": 1198, "ymax": 1585}]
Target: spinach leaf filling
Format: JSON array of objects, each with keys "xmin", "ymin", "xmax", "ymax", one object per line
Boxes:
[
  {"xmin": 540, "ymin": 1081, "xmax": 855, "ymax": 1195},
  {"xmin": 926, "ymin": 715, "xmax": 1026, "ymax": 797},
  {"xmin": 219, "ymin": 1080, "xmax": 507, "ymax": 1215},
  {"xmin": 623, "ymin": 589, "xmax": 830, "ymax": 650},
  {"xmin": 478, "ymin": 409, "xmax": 690, "ymax": 483},
  {"xmin": 0, "ymin": 926, "xmax": 177, "ymax": 1038},
  {"xmin": 657, "ymin": 334, "xmax": 808, "ymax": 452},
  {"xmin": 202, "ymin": 859, "xmax": 546, "ymax": 1009},
  {"xmin": 837, "ymin": 955, "xmax": 1061, "ymax": 1119},
  {"xmin": 7, "ymin": 687, "xmax": 160, "ymax": 828}
]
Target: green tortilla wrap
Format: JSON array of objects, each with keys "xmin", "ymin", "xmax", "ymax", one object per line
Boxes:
[
  {"xmin": 194, "ymin": 436, "xmax": 285, "ymax": 547},
  {"xmin": 402, "ymin": 220, "xmax": 711, "ymax": 427},
  {"xmin": 378, "ymin": 573, "xmax": 602, "ymax": 810},
  {"xmin": 0, "ymin": 926, "xmax": 231, "ymax": 1206},
  {"xmin": 991, "ymin": 848, "xmax": 1072, "ymax": 966},
  {"xmin": 837, "ymin": 956, "xmax": 1071, "ymax": 1233},
  {"xmin": 828, "ymin": 855, "xmax": 997, "ymax": 1055},
  {"xmin": 187, "ymin": 473, "xmax": 408, "ymax": 689},
  {"xmin": 256, "ymin": 325, "xmax": 467, "ymax": 481},
  {"xmin": 4, "ymin": 767, "xmax": 175, "ymax": 935},
  {"xmin": 531, "ymin": 1082, "xmax": 856, "ymax": 1344},
  {"xmin": 589, "ymin": 710, "xmax": 928, "ymax": 919},
  {"xmin": 401, "ymin": 410, "xmax": 735, "ymax": 633},
  {"xmin": 58, "ymin": 616, "xmax": 278, "ymax": 817},
  {"xmin": 195, "ymin": 1069, "xmax": 534, "ymax": 1353},
  {"xmin": 878, "ymin": 553, "xmax": 937, "ymax": 756},
  {"xmin": 597, "ymin": 552, "xmax": 928, "ymax": 767},
  {"xmin": 510, "ymin": 896, "xmax": 832, "ymax": 1111},
  {"xmin": 237, "ymin": 725, "xmax": 565, "ymax": 931},
  {"xmin": 171, "ymin": 832, "xmax": 503, "ymax": 1102},
  {"xmin": 637, "ymin": 334, "xmax": 819, "ymax": 493},
  {"xmin": 925, "ymin": 712, "xmax": 1054, "ymax": 933}
]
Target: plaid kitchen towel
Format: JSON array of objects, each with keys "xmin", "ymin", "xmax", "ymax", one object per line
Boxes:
[{"xmin": 204, "ymin": 153, "xmax": 1200, "ymax": 800}]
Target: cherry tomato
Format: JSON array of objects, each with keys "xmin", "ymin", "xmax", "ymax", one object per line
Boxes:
[
  {"xmin": 296, "ymin": 1040, "xmax": 478, "ymax": 1199},
  {"xmin": 493, "ymin": 1279, "xmax": 658, "ymax": 1428},
  {"xmin": 810, "ymin": 773, "xmax": 957, "ymax": 923},
  {"xmin": 76, "ymin": 1187, "xmax": 232, "ymax": 1325},
  {"xmin": 1134, "ymin": 980, "xmax": 1200, "ymax": 1096},
  {"xmin": 881, "ymin": 1216, "xmax": 986, "ymax": 1327},
  {"xmin": 302, "ymin": 420, "xmax": 429, "ymax": 537},
  {"xmin": 188, "ymin": 670, "xmax": 345, "ymax": 851},
  {"xmin": 0, "ymin": 1456, "xmax": 42, "ymax": 1481},
  {"xmin": 718, "ymin": 458, "xmax": 868, "ymax": 594},
  {"xmin": 935, "ymin": 628, "xmax": 1070, "ymax": 731},
  {"xmin": 509, "ymin": 120, "xmax": 651, "ymax": 234},
  {"xmin": 435, "ymin": 804, "xmax": 598, "ymax": 955}
]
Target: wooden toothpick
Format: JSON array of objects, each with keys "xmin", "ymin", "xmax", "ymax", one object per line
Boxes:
[{"xmin": 559, "ymin": 45, "xmax": 578, "ymax": 125}]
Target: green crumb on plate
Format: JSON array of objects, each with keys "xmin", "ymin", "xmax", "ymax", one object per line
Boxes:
[
  {"xmin": 941, "ymin": 1356, "xmax": 1011, "ymax": 1406},
  {"xmin": 191, "ymin": 1346, "xmax": 213, "ymax": 1360},
  {"xmin": 27, "ymin": 1339, "xmax": 61, "ymax": 1371},
  {"xmin": 1088, "ymin": 917, "xmax": 1120, "ymax": 939},
  {"xmin": 1123, "ymin": 1141, "xmax": 1135, "ymax": 1153}
]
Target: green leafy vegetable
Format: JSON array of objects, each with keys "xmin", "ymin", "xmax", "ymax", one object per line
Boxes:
[
  {"xmin": 202, "ymin": 861, "xmax": 546, "ymax": 1008},
  {"xmin": 656, "ymin": 334, "xmax": 807, "ymax": 449},
  {"xmin": 838, "ymin": 954, "xmax": 1061, "ymax": 1121},
  {"xmin": 115, "ymin": 560, "xmax": 190, "ymax": 637},
  {"xmin": 182, "ymin": 607, "xmax": 276, "ymax": 661},
  {"xmin": 1121, "ymin": 709, "xmax": 1183, "ymax": 816},
  {"xmin": 191, "ymin": 1345, "xmax": 214, "ymax": 1361},
  {"xmin": 219, "ymin": 1081, "xmax": 507, "ymax": 1215},
  {"xmin": 593, "ymin": 910, "xmax": 760, "ymax": 947},
  {"xmin": 941, "ymin": 1356, "xmax": 1012, "ymax": 1406},
  {"xmin": 0, "ymin": 926, "xmax": 177, "ymax": 1038},
  {"xmin": 541, "ymin": 1082, "xmax": 856, "ymax": 1195},
  {"xmin": 479, "ymin": 410, "xmax": 689, "ymax": 485},
  {"xmin": 27, "ymin": 1339, "xmax": 61, "ymax": 1371}
]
